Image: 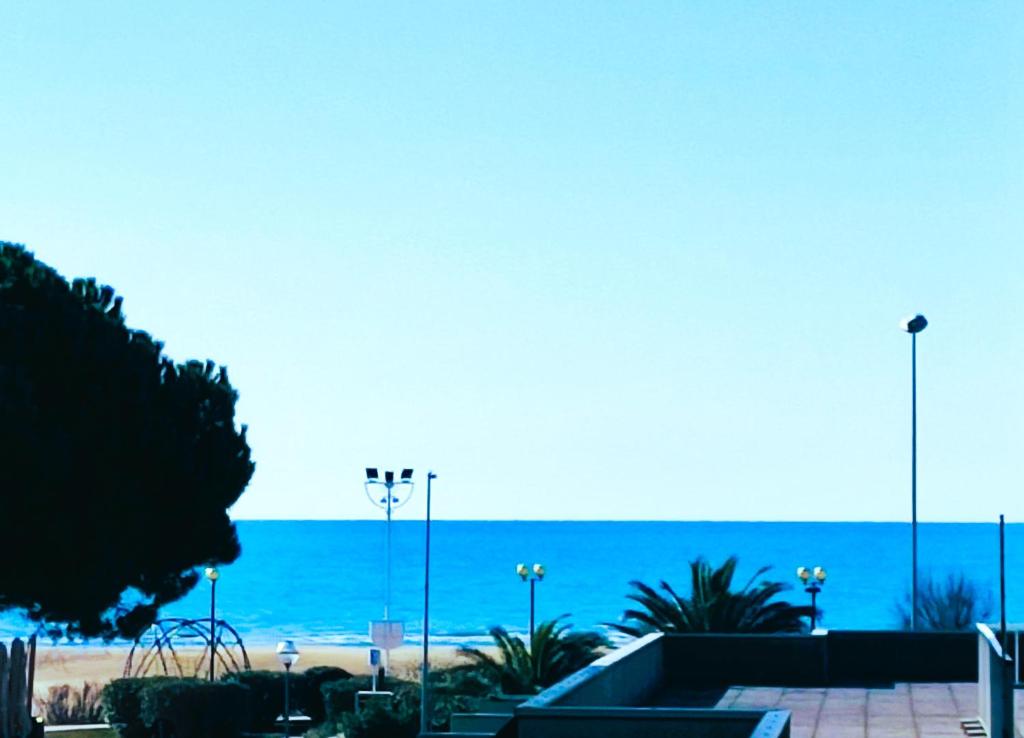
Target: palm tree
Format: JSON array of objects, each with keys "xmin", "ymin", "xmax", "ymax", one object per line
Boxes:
[
  {"xmin": 608, "ymin": 556, "xmax": 812, "ymax": 636},
  {"xmin": 460, "ymin": 616, "xmax": 609, "ymax": 695}
]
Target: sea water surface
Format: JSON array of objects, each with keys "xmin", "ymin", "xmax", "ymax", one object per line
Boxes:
[{"xmin": 7, "ymin": 521, "xmax": 1023, "ymax": 645}]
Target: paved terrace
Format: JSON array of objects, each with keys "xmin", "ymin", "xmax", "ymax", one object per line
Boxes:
[{"xmin": 718, "ymin": 683, "xmax": 1024, "ymax": 738}]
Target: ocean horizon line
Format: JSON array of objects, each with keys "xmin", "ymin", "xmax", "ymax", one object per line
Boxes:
[{"xmin": 230, "ymin": 518, "xmax": 1019, "ymax": 525}]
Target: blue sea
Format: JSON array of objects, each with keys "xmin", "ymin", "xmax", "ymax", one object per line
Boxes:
[{"xmin": 6, "ymin": 521, "xmax": 1022, "ymax": 646}]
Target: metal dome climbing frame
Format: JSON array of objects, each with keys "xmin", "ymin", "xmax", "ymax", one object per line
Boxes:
[{"xmin": 123, "ymin": 617, "xmax": 251, "ymax": 678}]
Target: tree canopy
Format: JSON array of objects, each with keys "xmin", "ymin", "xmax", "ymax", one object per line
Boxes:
[{"xmin": 0, "ymin": 243, "xmax": 254, "ymax": 639}]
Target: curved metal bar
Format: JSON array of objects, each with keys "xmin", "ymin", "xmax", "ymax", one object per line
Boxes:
[{"xmin": 124, "ymin": 617, "xmax": 251, "ymax": 678}]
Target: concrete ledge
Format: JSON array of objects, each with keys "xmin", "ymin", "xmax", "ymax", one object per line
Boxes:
[
  {"xmin": 450, "ymin": 712, "xmax": 513, "ymax": 732},
  {"xmin": 515, "ymin": 706, "xmax": 790, "ymax": 738},
  {"xmin": 520, "ymin": 632, "xmax": 664, "ymax": 709},
  {"xmin": 44, "ymin": 726, "xmax": 116, "ymax": 738}
]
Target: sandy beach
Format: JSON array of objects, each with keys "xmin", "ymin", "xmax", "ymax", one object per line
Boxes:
[{"xmin": 32, "ymin": 644, "xmax": 477, "ymax": 698}]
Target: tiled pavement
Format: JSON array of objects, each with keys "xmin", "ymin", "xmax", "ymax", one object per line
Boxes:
[{"xmin": 718, "ymin": 683, "xmax": 1024, "ymax": 738}]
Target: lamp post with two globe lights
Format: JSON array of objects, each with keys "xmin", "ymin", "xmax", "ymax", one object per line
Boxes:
[
  {"xmin": 516, "ymin": 563, "xmax": 546, "ymax": 644},
  {"xmin": 276, "ymin": 640, "xmax": 300, "ymax": 737},
  {"xmin": 796, "ymin": 566, "xmax": 826, "ymax": 631}
]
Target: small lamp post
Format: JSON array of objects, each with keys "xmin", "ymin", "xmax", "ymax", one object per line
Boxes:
[
  {"xmin": 204, "ymin": 567, "xmax": 219, "ymax": 681},
  {"xmin": 276, "ymin": 640, "xmax": 300, "ymax": 737},
  {"xmin": 899, "ymin": 313, "xmax": 928, "ymax": 631},
  {"xmin": 516, "ymin": 563, "xmax": 545, "ymax": 644},
  {"xmin": 796, "ymin": 566, "xmax": 827, "ymax": 631}
]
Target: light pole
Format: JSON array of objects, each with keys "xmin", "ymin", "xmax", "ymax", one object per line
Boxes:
[
  {"xmin": 516, "ymin": 563, "xmax": 545, "ymax": 645},
  {"xmin": 364, "ymin": 468, "xmax": 414, "ymax": 673},
  {"xmin": 276, "ymin": 640, "xmax": 300, "ymax": 737},
  {"xmin": 204, "ymin": 567, "xmax": 219, "ymax": 681},
  {"xmin": 900, "ymin": 313, "xmax": 927, "ymax": 630},
  {"xmin": 796, "ymin": 566, "xmax": 827, "ymax": 631},
  {"xmin": 420, "ymin": 471, "xmax": 437, "ymax": 736}
]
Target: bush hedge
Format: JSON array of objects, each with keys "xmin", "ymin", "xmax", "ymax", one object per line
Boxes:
[
  {"xmin": 220, "ymin": 671, "xmax": 288, "ymax": 732},
  {"xmin": 301, "ymin": 666, "xmax": 352, "ymax": 722},
  {"xmin": 321, "ymin": 676, "xmax": 377, "ymax": 722},
  {"xmin": 336, "ymin": 700, "xmax": 418, "ymax": 738},
  {"xmin": 102, "ymin": 678, "xmax": 250, "ymax": 738},
  {"xmin": 102, "ymin": 678, "xmax": 171, "ymax": 738},
  {"xmin": 140, "ymin": 680, "xmax": 251, "ymax": 738},
  {"xmin": 220, "ymin": 666, "xmax": 352, "ymax": 729}
]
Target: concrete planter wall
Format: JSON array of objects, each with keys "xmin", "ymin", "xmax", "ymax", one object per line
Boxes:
[
  {"xmin": 662, "ymin": 630, "xmax": 977, "ymax": 687},
  {"xmin": 42, "ymin": 727, "xmax": 115, "ymax": 738}
]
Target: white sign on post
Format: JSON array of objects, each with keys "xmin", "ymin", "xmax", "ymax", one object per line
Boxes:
[{"xmin": 369, "ymin": 620, "xmax": 405, "ymax": 650}]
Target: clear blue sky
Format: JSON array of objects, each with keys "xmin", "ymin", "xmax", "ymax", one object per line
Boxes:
[{"xmin": 1, "ymin": 2, "xmax": 1021, "ymax": 521}]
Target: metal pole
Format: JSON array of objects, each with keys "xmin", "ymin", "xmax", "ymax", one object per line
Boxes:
[
  {"xmin": 283, "ymin": 664, "xmax": 291, "ymax": 737},
  {"xmin": 420, "ymin": 471, "xmax": 435, "ymax": 735},
  {"xmin": 529, "ymin": 578, "xmax": 536, "ymax": 644},
  {"xmin": 911, "ymin": 332, "xmax": 918, "ymax": 631},
  {"xmin": 810, "ymin": 589, "xmax": 817, "ymax": 631},
  {"xmin": 999, "ymin": 514, "xmax": 1009, "ymax": 738},
  {"xmin": 385, "ymin": 482, "xmax": 392, "ymax": 621},
  {"xmin": 385, "ymin": 481, "xmax": 392, "ymax": 674},
  {"xmin": 209, "ymin": 578, "xmax": 217, "ymax": 681}
]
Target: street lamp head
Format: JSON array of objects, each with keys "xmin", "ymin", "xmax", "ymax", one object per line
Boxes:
[
  {"xmin": 813, "ymin": 566, "xmax": 827, "ymax": 583},
  {"xmin": 533, "ymin": 563, "xmax": 546, "ymax": 580},
  {"xmin": 276, "ymin": 640, "xmax": 300, "ymax": 669},
  {"xmin": 401, "ymin": 468, "xmax": 413, "ymax": 481},
  {"xmin": 204, "ymin": 567, "xmax": 219, "ymax": 582},
  {"xmin": 384, "ymin": 470, "xmax": 395, "ymax": 484},
  {"xmin": 428, "ymin": 471, "xmax": 437, "ymax": 480},
  {"xmin": 516, "ymin": 563, "xmax": 529, "ymax": 580},
  {"xmin": 900, "ymin": 314, "xmax": 928, "ymax": 334},
  {"xmin": 796, "ymin": 566, "xmax": 810, "ymax": 583}
]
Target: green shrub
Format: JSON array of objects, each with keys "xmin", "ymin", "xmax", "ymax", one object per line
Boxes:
[
  {"xmin": 301, "ymin": 666, "xmax": 352, "ymax": 722},
  {"xmin": 139, "ymin": 679, "xmax": 251, "ymax": 738},
  {"xmin": 320, "ymin": 677, "xmax": 375, "ymax": 722},
  {"xmin": 895, "ymin": 572, "xmax": 993, "ymax": 631},
  {"xmin": 222, "ymin": 670, "xmax": 300, "ymax": 731},
  {"xmin": 336, "ymin": 699, "xmax": 418, "ymax": 738},
  {"xmin": 423, "ymin": 666, "xmax": 493, "ymax": 731},
  {"xmin": 102, "ymin": 678, "xmax": 171, "ymax": 738}
]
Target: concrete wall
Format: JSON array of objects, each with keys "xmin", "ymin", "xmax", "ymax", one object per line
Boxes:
[
  {"xmin": 516, "ymin": 708, "xmax": 788, "ymax": 738},
  {"xmin": 450, "ymin": 713, "xmax": 513, "ymax": 733},
  {"xmin": 662, "ymin": 630, "xmax": 976, "ymax": 687},
  {"xmin": 520, "ymin": 633, "xmax": 664, "ymax": 709},
  {"xmin": 976, "ymin": 624, "xmax": 1014, "ymax": 738}
]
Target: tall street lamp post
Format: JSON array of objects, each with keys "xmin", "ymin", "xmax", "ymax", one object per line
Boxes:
[
  {"xmin": 796, "ymin": 566, "xmax": 827, "ymax": 631},
  {"xmin": 276, "ymin": 640, "xmax": 300, "ymax": 737},
  {"xmin": 204, "ymin": 567, "xmax": 219, "ymax": 681},
  {"xmin": 364, "ymin": 468, "xmax": 414, "ymax": 673},
  {"xmin": 420, "ymin": 471, "xmax": 437, "ymax": 736},
  {"xmin": 516, "ymin": 563, "xmax": 545, "ymax": 645},
  {"xmin": 900, "ymin": 313, "xmax": 928, "ymax": 630}
]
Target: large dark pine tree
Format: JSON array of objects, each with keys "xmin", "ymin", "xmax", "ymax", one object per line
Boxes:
[{"xmin": 0, "ymin": 243, "xmax": 254, "ymax": 639}]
